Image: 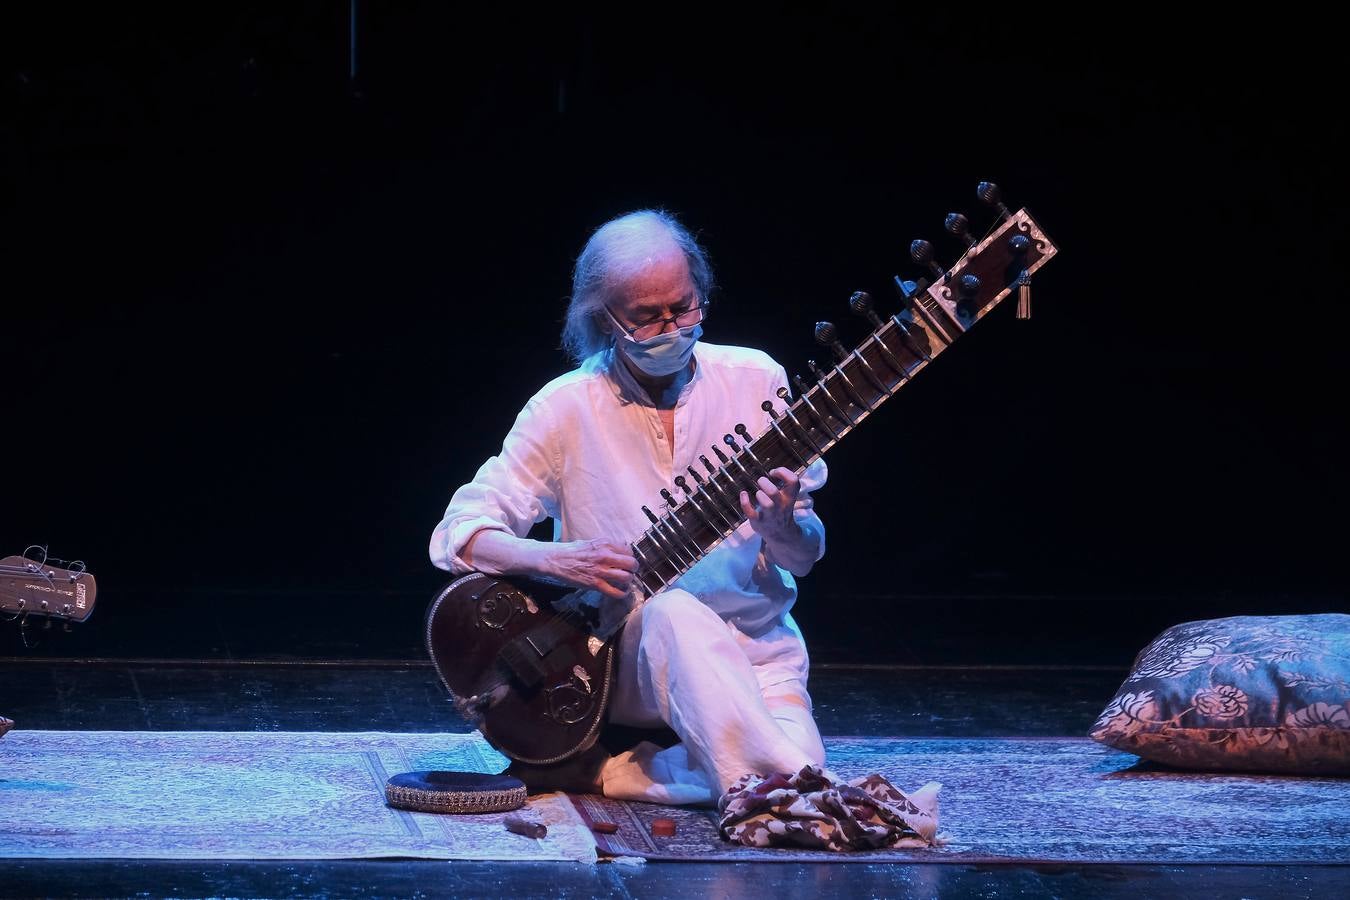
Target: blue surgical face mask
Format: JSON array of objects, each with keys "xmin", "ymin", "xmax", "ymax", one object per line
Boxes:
[{"xmin": 617, "ymin": 323, "xmax": 702, "ymax": 377}]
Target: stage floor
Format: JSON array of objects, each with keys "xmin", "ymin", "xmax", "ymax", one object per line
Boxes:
[{"xmin": 2, "ymin": 660, "xmax": 1346, "ymax": 898}]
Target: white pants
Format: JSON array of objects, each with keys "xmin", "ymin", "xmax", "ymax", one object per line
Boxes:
[{"xmin": 598, "ymin": 589, "xmax": 827, "ymax": 806}]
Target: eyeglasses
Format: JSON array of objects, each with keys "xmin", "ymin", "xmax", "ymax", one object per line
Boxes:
[{"xmin": 605, "ymin": 300, "xmax": 710, "ymax": 343}]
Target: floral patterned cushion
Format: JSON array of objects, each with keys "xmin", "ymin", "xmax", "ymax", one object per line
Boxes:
[{"xmin": 1089, "ymin": 614, "xmax": 1350, "ymax": 774}]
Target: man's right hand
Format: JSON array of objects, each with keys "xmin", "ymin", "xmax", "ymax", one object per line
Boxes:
[{"xmin": 542, "ymin": 540, "xmax": 638, "ymax": 599}]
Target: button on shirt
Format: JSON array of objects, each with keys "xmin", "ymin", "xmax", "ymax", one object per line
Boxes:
[{"xmin": 429, "ymin": 341, "xmax": 827, "ymax": 636}]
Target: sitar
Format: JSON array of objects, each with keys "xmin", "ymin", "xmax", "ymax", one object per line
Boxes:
[{"xmin": 426, "ymin": 183, "xmax": 1058, "ymax": 764}]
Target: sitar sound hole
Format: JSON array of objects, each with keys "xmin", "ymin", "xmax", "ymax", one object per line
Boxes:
[
  {"xmin": 477, "ymin": 591, "xmax": 517, "ymax": 630},
  {"xmin": 544, "ymin": 682, "xmax": 594, "ymax": 725}
]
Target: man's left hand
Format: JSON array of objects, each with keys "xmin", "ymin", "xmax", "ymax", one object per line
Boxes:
[{"xmin": 739, "ymin": 467, "xmax": 803, "ymax": 545}]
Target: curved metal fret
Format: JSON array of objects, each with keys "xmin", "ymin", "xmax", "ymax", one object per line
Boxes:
[
  {"xmin": 727, "ymin": 452, "xmax": 760, "ymax": 495},
  {"xmin": 710, "ymin": 469, "xmax": 747, "ymax": 517},
  {"xmin": 679, "ymin": 485, "xmax": 724, "ymax": 537},
  {"xmin": 851, "ymin": 349, "xmax": 891, "ymax": 397},
  {"xmin": 796, "ymin": 391, "xmax": 838, "ymax": 442},
  {"xmin": 768, "ymin": 419, "xmax": 811, "ymax": 468},
  {"xmin": 868, "ymin": 333, "xmax": 909, "ymax": 380},
  {"xmin": 660, "ymin": 498, "xmax": 705, "ymax": 560},
  {"xmin": 830, "ymin": 365, "xmax": 871, "ymax": 413},
  {"xmin": 659, "ymin": 514, "xmax": 700, "ymax": 563},
  {"xmin": 780, "ymin": 405, "xmax": 825, "ymax": 457},
  {"xmin": 812, "ymin": 381, "xmax": 853, "ymax": 429},
  {"xmin": 892, "ymin": 314, "xmax": 935, "ymax": 359},
  {"xmin": 644, "ymin": 511, "xmax": 693, "ymax": 570},
  {"xmin": 630, "ymin": 542, "xmax": 665, "ymax": 594},
  {"xmin": 687, "ymin": 468, "xmax": 740, "ymax": 530},
  {"xmin": 699, "ymin": 456, "xmax": 744, "ymax": 521}
]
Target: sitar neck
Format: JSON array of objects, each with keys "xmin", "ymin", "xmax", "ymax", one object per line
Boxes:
[{"xmin": 628, "ymin": 205, "xmax": 1058, "ymax": 600}]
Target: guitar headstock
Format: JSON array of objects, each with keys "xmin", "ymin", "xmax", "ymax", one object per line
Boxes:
[{"xmin": 1, "ymin": 549, "xmax": 98, "ymax": 624}]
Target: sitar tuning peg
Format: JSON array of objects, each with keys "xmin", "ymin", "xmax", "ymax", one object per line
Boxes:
[
  {"xmin": 660, "ymin": 488, "xmax": 679, "ymax": 508},
  {"xmin": 892, "ymin": 276, "xmax": 924, "ymax": 304},
  {"xmin": 977, "ymin": 181, "xmax": 1012, "ymax": 221},
  {"xmin": 909, "ymin": 239, "xmax": 946, "ymax": 281},
  {"xmin": 760, "ymin": 400, "xmax": 779, "ymax": 419},
  {"xmin": 1008, "ymin": 234, "xmax": 1033, "ymax": 320},
  {"xmin": 956, "ymin": 273, "xmax": 982, "ymax": 319},
  {"xmin": 944, "ymin": 212, "xmax": 977, "ymax": 250},
  {"xmin": 814, "ymin": 322, "xmax": 848, "ymax": 362},
  {"xmin": 735, "ymin": 423, "xmax": 754, "ymax": 443},
  {"xmin": 807, "ymin": 359, "xmax": 827, "ymax": 382},
  {"xmin": 792, "ymin": 374, "xmax": 810, "ymax": 396},
  {"xmin": 849, "ymin": 291, "xmax": 884, "ymax": 329}
]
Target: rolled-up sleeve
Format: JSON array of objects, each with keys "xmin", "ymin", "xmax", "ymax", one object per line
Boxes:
[{"xmin": 429, "ymin": 396, "xmax": 560, "ymax": 574}]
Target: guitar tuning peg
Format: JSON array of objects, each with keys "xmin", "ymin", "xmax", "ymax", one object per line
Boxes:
[
  {"xmin": 849, "ymin": 291, "xmax": 884, "ymax": 328},
  {"xmin": 909, "ymin": 239, "xmax": 946, "ymax": 281},
  {"xmin": 977, "ymin": 181, "xmax": 1012, "ymax": 221},
  {"xmin": 945, "ymin": 213, "xmax": 977, "ymax": 250},
  {"xmin": 814, "ymin": 322, "xmax": 848, "ymax": 362}
]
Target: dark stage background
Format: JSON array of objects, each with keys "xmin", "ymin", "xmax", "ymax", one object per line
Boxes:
[{"xmin": 4, "ymin": 7, "xmax": 1345, "ymax": 665}]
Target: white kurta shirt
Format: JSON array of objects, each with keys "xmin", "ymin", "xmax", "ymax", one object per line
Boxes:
[{"xmin": 430, "ymin": 341, "xmax": 827, "ymax": 636}]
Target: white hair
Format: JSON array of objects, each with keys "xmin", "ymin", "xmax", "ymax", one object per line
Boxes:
[{"xmin": 561, "ymin": 209, "xmax": 714, "ymax": 365}]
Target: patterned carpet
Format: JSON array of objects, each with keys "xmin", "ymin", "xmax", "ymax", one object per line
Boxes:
[
  {"xmin": 573, "ymin": 737, "xmax": 1350, "ymax": 863},
  {"xmin": 0, "ymin": 731, "xmax": 595, "ymax": 862},
  {"xmin": 4, "ymin": 732, "xmax": 1346, "ymax": 864}
]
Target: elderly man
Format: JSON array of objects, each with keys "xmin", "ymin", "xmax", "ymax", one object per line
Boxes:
[{"xmin": 429, "ymin": 209, "xmax": 828, "ymax": 805}]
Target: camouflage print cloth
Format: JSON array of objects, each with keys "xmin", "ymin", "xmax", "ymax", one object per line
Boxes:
[{"xmin": 717, "ymin": 765, "xmax": 941, "ymax": 851}]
